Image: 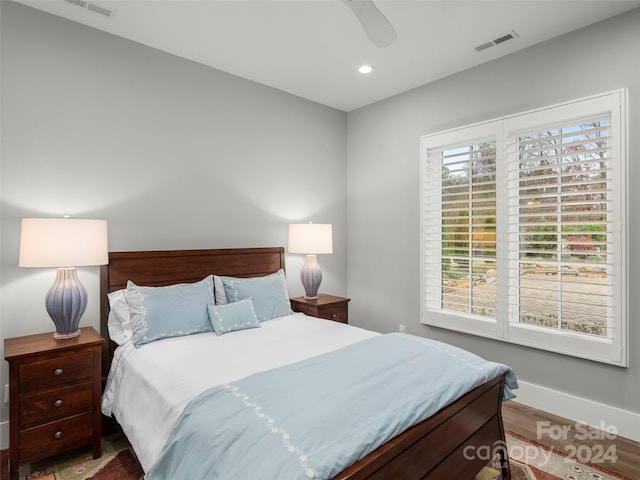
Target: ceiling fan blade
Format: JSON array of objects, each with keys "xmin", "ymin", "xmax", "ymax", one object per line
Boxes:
[{"xmin": 343, "ymin": 0, "xmax": 397, "ymax": 48}]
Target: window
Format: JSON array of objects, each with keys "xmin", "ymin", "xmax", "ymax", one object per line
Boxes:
[{"xmin": 421, "ymin": 91, "xmax": 627, "ymax": 366}]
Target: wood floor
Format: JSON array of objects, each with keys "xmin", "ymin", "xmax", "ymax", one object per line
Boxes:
[
  {"xmin": 2, "ymin": 402, "xmax": 638, "ymax": 479},
  {"xmin": 502, "ymin": 401, "xmax": 640, "ymax": 480}
]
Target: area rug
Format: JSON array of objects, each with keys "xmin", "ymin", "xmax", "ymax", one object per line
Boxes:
[
  {"xmin": 18, "ymin": 434, "xmax": 143, "ymax": 480},
  {"xmin": 20, "ymin": 432, "xmax": 629, "ymax": 480},
  {"xmin": 477, "ymin": 432, "xmax": 631, "ymax": 480}
]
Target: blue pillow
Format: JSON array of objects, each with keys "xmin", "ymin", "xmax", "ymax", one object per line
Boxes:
[
  {"xmin": 207, "ymin": 298, "xmax": 260, "ymax": 335},
  {"xmin": 220, "ymin": 269, "xmax": 292, "ymax": 321},
  {"xmin": 128, "ymin": 275, "xmax": 214, "ymax": 348}
]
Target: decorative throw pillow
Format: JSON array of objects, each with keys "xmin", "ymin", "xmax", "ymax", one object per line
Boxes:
[
  {"xmin": 220, "ymin": 269, "xmax": 292, "ymax": 321},
  {"xmin": 128, "ymin": 275, "xmax": 214, "ymax": 348},
  {"xmin": 207, "ymin": 298, "xmax": 260, "ymax": 335}
]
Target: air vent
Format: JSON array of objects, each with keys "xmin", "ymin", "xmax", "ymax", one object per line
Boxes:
[
  {"xmin": 64, "ymin": 0, "xmax": 88, "ymax": 7},
  {"xmin": 474, "ymin": 30, "xmax": 519, "ymax": 52},
  {"xmin": 62, "ymin": 0, "xmax": 115, "ymax": 18}
]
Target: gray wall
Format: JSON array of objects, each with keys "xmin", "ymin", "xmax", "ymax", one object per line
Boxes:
[
  {"xmin": 0, "ymin": 1, "xmax": 347, "ymax": 430},
  {"xmin": 346, "ymin": 9, "xmax": 639, "ymax": 413}
]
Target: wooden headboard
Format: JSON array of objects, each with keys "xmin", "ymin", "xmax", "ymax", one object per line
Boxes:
[{"xmin": 99, "ymin": 247, "xmax": 285, "ymax": 377}]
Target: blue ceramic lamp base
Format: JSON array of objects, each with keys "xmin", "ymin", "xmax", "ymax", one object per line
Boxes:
[
  {"xmin": 300, "ymin": 254, "xmax": 323, "ymax": 300},
  {"xmin": 45, "ymin": 267, "xmax": 87, "ymax": 340}
]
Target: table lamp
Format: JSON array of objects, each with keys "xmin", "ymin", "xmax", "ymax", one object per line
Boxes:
[
  {"xmin": 288, "ymin": 223, "xmax": 333, "ymax": 299},
  {"xmin": 19, "ymin": 218, "xmax": 108, "ymax": 339}
]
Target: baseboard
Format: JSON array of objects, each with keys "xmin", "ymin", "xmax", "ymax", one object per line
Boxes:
[
  {"xmin": 514, "ymin": 380, "xmax": 640, "ymax": 443},
  {"xmin": 0, "ymin": 420, "xmax": 8, "ymax": 450}
]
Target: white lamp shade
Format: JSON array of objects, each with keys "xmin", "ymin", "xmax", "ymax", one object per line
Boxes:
[
  {"xmin": 288, "ymin": 223, "xmax": 333, "ymax": 254},
  {"xmin": 19, "ymin": 218, "xmax": 108, "ymax": 268}
]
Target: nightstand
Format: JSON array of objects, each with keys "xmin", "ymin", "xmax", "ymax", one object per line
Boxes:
[
  {"xmin": 290, "ymin": 294, "xmax": 350, "ymax": 324},
  {"xmin": 4, "ymin": 326, "xmax": 105, "ymax": 480}
]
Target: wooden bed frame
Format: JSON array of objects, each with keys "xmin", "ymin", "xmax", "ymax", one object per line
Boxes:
[{"xmin": 100, "ymin": 247, "xmax": 511, "ymax": 480}]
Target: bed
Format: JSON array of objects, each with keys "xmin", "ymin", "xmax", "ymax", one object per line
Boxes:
[{"xmin": 100, "ymin": 247, "xmax": 514, "ymax": 480}]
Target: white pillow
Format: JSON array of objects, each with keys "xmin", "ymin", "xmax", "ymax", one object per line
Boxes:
[
  {"xmin": 214, "ymin": 275, "xmax": 228, "ymax": 305},
  {"xmin": 107, "ymin": 289, "xmax": 133, "ymax": 345}
]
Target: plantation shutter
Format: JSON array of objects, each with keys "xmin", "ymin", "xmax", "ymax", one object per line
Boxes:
[
  {"xmin": 507, "ymin": 118, "xmax": 614, "ymax": 337},
  {"xmin": 424, "ymin": 136, "xmax": 497, "ymax": 319},
  {"xmin": 421, "ymin": 90, "xmax": 626, "ymax": 365}
]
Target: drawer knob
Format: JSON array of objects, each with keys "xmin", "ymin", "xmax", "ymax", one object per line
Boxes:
[
  {"xmin": 54, "ymin": 368, "xmax": 63, "ymax": 376},
  {"xmin": 54, "ymin": 399, "xmax": 63, "ymax": 408},
  {"xmin": 332, "ymin": 313, "xmax": 337, "ymax": 318},
  {"xmin": 54, "ymin": 430, "xmax": 63, "ymax": 439}
]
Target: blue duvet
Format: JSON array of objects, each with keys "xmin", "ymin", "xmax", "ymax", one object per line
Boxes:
[{"xmin": 146, "ymin": 333, "xmax": 517, "ymax": 480}]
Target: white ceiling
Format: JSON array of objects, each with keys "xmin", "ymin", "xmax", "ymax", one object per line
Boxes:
[{"xmin": 14, "ymin": 0, "xmax": 640, "ymax": 112}]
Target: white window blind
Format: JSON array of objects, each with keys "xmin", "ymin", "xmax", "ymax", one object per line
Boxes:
[
  {"xmin": 424, "ymin": 140, "xmax": 497, "ymax": 318},
  {"xmin": 421, "ymin": 91, "xmax": 627, "ymax": 366},
  {"xmin": 508, "ymin": 119, "xmax": 613, "ymax": 337}
]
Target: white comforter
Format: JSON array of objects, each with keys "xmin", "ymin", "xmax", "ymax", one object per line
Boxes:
[{"xmin": 101, "ymin": 313, "xmax": 378, "ymax": 472}]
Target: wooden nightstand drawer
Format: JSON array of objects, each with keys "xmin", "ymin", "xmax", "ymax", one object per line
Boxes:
[
  {"xmin": 19, "ymin": 411, "xmax": 94, "ymax": 461},
  {"xmin": 290, "ymin": 294, "xmax": 350, "ymax": 324},
  {"xmin": 19, "ymin": 351, "xmax": 93, "ymax": 393},
  {"xmin": 20, "ymin": 381, "xmax": 93, "ymax": 426},
  {"xmin": 318, "ymin": 306, "xmax": 347, "ymax": 323}
]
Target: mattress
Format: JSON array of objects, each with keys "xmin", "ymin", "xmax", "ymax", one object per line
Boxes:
[{"xmin": 102, "ymin": 312, "xmax": 379, "ymax": 472}]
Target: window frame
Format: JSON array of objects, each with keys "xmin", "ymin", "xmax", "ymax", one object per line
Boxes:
[{"xmin": 420, "ymin": 90, "xmax": 628, "ymax": 367}]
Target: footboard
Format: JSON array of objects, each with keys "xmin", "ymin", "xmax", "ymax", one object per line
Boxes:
[{"xmin": 332, "ymin": 374, "xmax": 510, "ymax": 480}]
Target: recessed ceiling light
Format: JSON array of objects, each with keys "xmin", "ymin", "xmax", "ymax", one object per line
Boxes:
[{"xmin": 358, "ymin": 65, "xmax": 373, "ymax": 74}]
